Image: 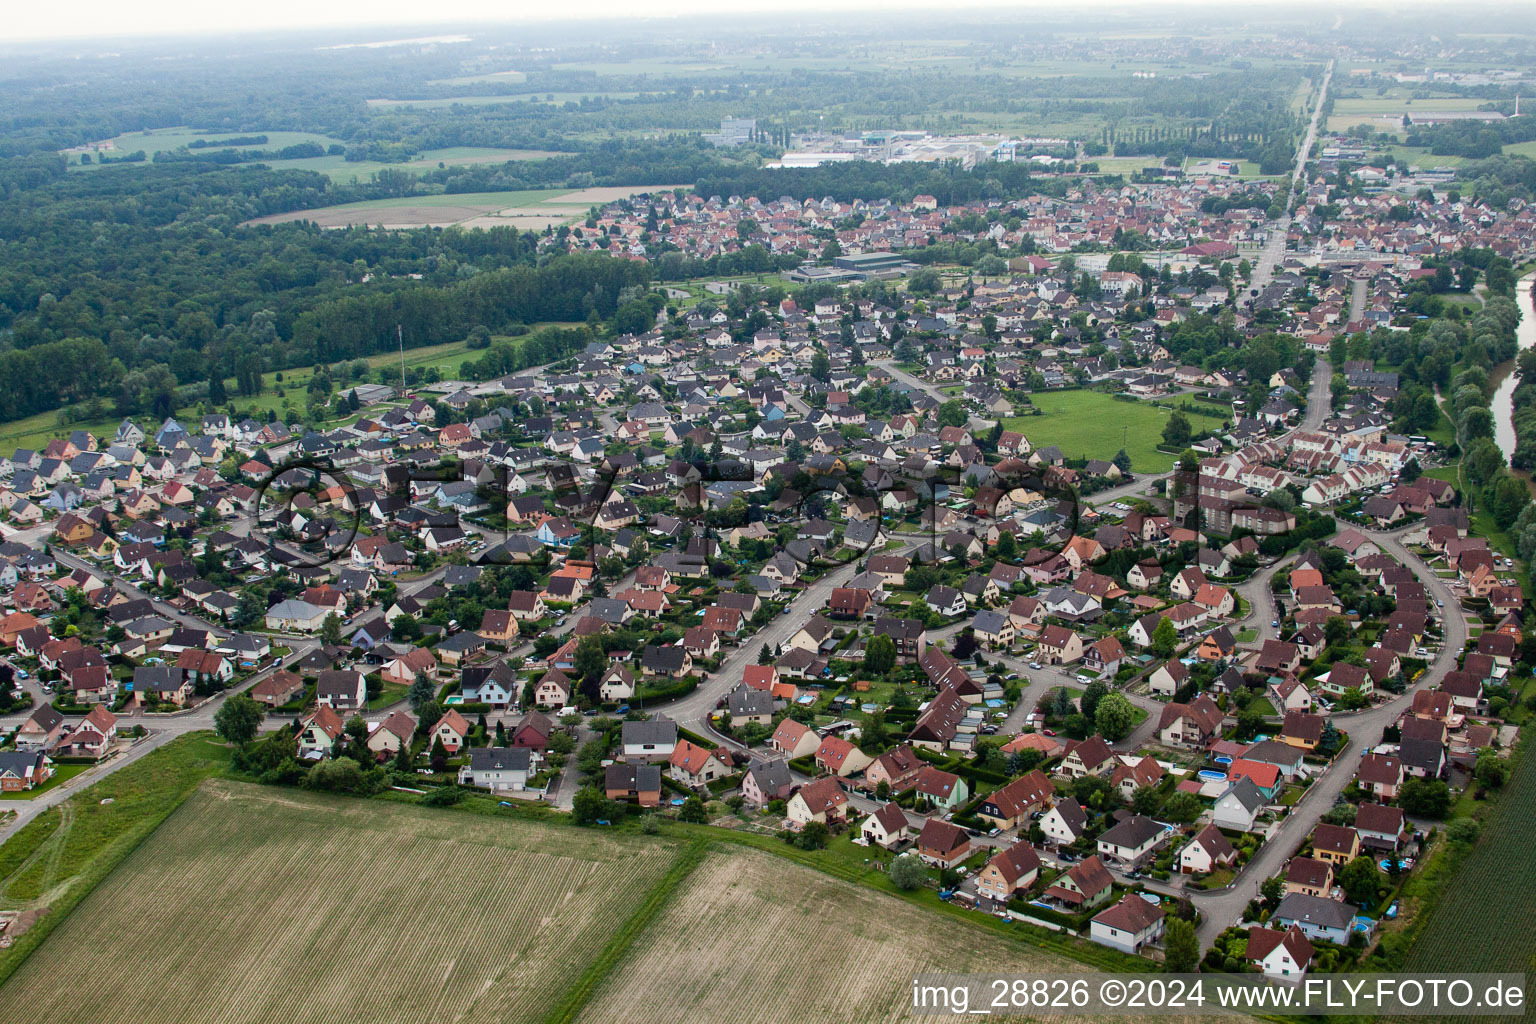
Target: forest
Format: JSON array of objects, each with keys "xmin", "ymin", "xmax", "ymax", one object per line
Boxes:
[{"xmin": 0, "ymin": 157, "xmax": 647, "ymax": 422}]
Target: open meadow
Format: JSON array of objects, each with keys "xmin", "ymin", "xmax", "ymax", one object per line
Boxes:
[
  {"xmin": 1003, "ymin": 391, "xmax": 1231, "ymax": 473},
  {"xmin": 0, "ymin": 780, "xmax": 681, "ymax": 1024}
]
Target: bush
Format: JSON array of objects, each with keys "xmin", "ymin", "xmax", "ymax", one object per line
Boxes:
[{"xmin": 890, "ymin": 853, "xmax": 927, "ymax": 890}]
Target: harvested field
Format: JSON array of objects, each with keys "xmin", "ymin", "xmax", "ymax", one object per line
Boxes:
[
  {"xmin": 545, "ymin": 185, "xmax": 687, "ymax": 204},
  {"xmin": 0, "ymin": 781, "xmax": 678, "ymax": 1024},
  {"xmin": 243, "ymin": 184, "xmax": 686, "ymax": 230},
  {"xmin": 244, "ymin": 190, "xmax": 575, "ymax": 229},
  {"xmin": 575, "ymin": 847, "xmax": 1217, "ymax": 1024}
]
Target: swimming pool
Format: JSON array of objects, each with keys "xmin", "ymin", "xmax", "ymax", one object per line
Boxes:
[
  {"xmin": 1213, "ymin": 755, "xmax": 1233, "ymax": 766},
  {"xmin": 1197, "ymin": 769, "xmax": 1228, "ymax": 782}
]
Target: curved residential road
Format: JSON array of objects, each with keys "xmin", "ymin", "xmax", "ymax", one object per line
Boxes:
[{"xmin": 1189, "ymin": 524, "xmax": 1467, "ymax": 948}]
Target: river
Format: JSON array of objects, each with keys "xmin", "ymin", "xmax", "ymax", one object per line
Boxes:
[{"xmin": 1491, "ymin": 271, "xmax": 1536, "ymax": 463}]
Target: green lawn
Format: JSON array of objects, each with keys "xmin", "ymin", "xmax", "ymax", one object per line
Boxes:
[
  {"xmin": 1003, "ymin": 391, "xmax": 1230, "ymax": 473},
  {"xmin": 368, "ymin": 681, "xmax": 410, "ymax": 711}
]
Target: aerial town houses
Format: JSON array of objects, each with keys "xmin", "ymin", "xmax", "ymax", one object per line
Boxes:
[{"xmin": 0, "ymin": 151, "xmax": 1526, "ymax": 978}]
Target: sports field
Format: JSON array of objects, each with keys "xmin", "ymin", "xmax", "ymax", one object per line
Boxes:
[
  {"xmin": 0, "ymin": 781, "xmax": 681, "ymax": 1024},
  {"xmin": 1003, "ymin": 391, "xmax": 1231, "ymax": 473}
]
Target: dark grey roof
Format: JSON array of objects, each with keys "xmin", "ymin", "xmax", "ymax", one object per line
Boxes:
[
  {"xmin": 1273, "ymin": 891, "xmax": 1356, "ymax": 930},
  {"xmin": 466, "ymin": 746, "xmax": 532, "ymax": 772},
  {"xmin": 622, "ymin": 716, "xmax": 678, "ymax": 747}
]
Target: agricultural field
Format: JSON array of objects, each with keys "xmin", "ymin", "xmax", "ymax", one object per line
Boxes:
[
  {"xmin": 574, "ymin": 846, "xmax": 1069, "ymax": 1024},
  {"xmin": 426, "ymin": 69, "xmax": 527, "ymax": 87},
  {"xmin": 0, "ymin": 780, "xmax": 680, "ymax": 1024},
  {"xmin": 1399, "ymin": 742, "xmax": 1536, "ymax": 984},
  {"xmin": 243, "ymin": 189, "xmax": 582, "ymax": 230},
  {"xmin": 242, "ymin": 184, "xmax": 684, "ymax": 231},
  {"xmin": 575, "ymin": 846, "xmax": 1217, "ymax": 1024},
  {"xmin": 1003, "ymin": 391, "xmax": 1231, "ymax": 473},
  {"xmin": 260, "ymin": 146, "xmax": 574, "ymax": 183},
  {"xmin": 0, "ymin": 736, "xmax": 235, "ymax": 986}
]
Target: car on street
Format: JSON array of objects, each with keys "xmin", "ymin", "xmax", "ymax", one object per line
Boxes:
[{"xmin": 1028, "ymin": 662, "xmax": 1042, "ymax": 670}]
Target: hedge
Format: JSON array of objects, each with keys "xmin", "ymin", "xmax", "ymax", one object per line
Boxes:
[
  {"xmin": 637, "ymin": 676, "xmax": 700, "ymax": 703},
  {"xmin": 676, "ymin": 725, "xmax": 718, "ymax": 750}
]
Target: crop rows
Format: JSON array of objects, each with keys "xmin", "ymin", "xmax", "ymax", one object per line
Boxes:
[{"xmin": 0, "ymin": 781, "xmax": 674, "ymax": 1024}]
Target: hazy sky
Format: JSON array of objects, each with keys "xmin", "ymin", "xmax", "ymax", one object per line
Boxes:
[{"xmin": 10, "ymin": 0, "xmax": 1281, "ymax": 43}]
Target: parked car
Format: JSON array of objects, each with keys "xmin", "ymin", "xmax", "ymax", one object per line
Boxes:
[{"xmin": 1028, "ymin": 662, "xmax": 1042, "ymax": 670}]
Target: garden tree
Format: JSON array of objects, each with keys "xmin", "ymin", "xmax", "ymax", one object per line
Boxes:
[
  {"xmin": 1078, "ymin": 679, "xmax": 1109, "ymax": 722},
  {"xmin": 864, "ymin": 634, "xmax": 897, "ymax": 676},
  {"xmin": 1398, "ymin": 777, "xmax": 1452, "ymax": 818},
  {"xmin": 429, "ymin": 736, "xmax": 448, "ymax": 773},
  {"xmin": 1322, "ymin": 802, "xmax": 1357, "ymax": 826},
  {"xmin": 408, "ymin": 671, "xmax": 435, "ymax": 714},
  {"xmin": 759, "ymin": 643, "xmax": 773, "ymax": 663},
  {"xmin": 1112, "ymin": 448, "xmax": 1132, "ymax": 475},
  {"xmin": 952, "ymin": 630, "xmax": 978, "ymax": 660},
  {"xmin": 1323, "ymin": 616, "xmax": 1351, "ymax": 645},
  {"xmin": 1260, "ymin": 876, "xmax": 1284, "ymax": 904},
  {"xmin": 1131, "ymin": 785, "xmax": 1162, "ymax": 816},
  {"xmin": 1163, "ymin": 918, "xmax": 1200, "ymax": 973},
  {"xmin": 574, "ymin": 634, "xmax": 607, "ymax": 683},
  {"xmin": 1338, "ymin": 856, "xmax": 1382, "ymax": 907},
  {"xmin": 1050, "ymin": 686, "xmax": 1072, "ymax": 719},
  {"xmin": 391, "ymin": 614, "xmax": 422, "ymax": 643},
  {"xmin": 393, "ymin": 743, "xmax": 413, "ymax": 772},
  {"xmin": 572, "ymin": 786, "xmax": 616, "ymax": 825},
  {"xmin": 1474, "ymin": 748, "xmax": 1509, "ymax": 789},
  {"xmin": 907, "ymin": 266, "xmax": 942, "ymax": 296},
  {"xmin": 889, "ymin": 853, "xmax": 927, "ymax": 890},
  {"xmin": 1399, "ymin": 457, "xmax": 1422, "ymax": 484},
  {"xmin": 1160, "ymin": 791, "xmax": 1203, "ymax": 824},
  {"xmin": 1337, "ymin": 688, "xmax": 1369, "ymax": 711},
  {"xmin": 795, "ymin": 820, "xmax": 830, "ymax": 850},
  {"xmin": 1094, "ymin": 693, "xmax": 1136, "ymax": 741},
  {"xmin": 303, "ymin": 757, "xmax": 388, "ymax": 795},
  {"xmin": 810, "ymin": 351, "xmax": 832, "ymax": 381},
  {"xmin": 1151, "ymin": 617, "xmax": 1179, "ymax": 658},
  {"xmin": 320, "ymin": 613, "xmax": 343, "ymax": 647},
  {"xmin": 936, "ymin": 399, "xmax": 969, "ymax": 429},
  {"xmin": 214, "ymin": 693, "xmax": 262, "ymax": 746},
  {"xmin": 1006, "ymin": 748, "xmax": 1044, "ymax": 776},
  {"xmin": 1162, "ymin": 410, "xmax": 1192, "ymax": 447},
  {"xmin": 1318, "ymin": 720, "xmax": 1341, "ymax": 756},
  {"xmin": 994, "ymin": 530, "xmax": 1017, "ymax": 559}
]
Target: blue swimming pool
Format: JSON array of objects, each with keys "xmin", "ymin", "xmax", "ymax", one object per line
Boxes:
[
  {"xmin": 1197, "ymin": 769, "xmax": 1228, "ymax": 782},
  {"xmin": 1213, "ymin": 755, "xmax": 1233, "ymax": 766}
]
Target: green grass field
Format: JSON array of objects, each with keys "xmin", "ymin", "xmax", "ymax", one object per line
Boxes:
[
  {"xmin": 1004, "ymin": 391, "xmax": 1231, "ymax": 473},
  {"xmin": 67, "ymin": 128, "xmax": 343, "ymax": 167}
]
